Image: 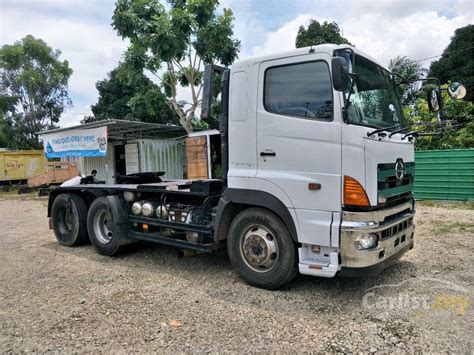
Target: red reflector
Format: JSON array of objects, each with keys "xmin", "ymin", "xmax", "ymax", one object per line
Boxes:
[
  {"xmin": 48, "ymin": 218, "xmax": 53, "ymax": 230},
  {"xmin": 308, "ymin": 183, "xmax": 321, "ymax": 191}
]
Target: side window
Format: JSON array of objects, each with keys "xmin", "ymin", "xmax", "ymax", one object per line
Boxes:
[{"xmin": 264, "ymin": 61, "xmax": 333, "ymax": 120}]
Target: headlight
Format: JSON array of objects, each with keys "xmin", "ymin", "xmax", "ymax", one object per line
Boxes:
[
  {"xmin": 156, "ymin": 205, "xmax": 169, "ymax": 219},
  {"xmin": 142, "ymin": 202, "xmax": 154, "ymax": 217},
  {"xmin": 123, "ymin": 191, "xmax": 135, "ymax": 202},
  {"xmin": 355, "ymin": 234, "xmax": 378, "ymax": 250},
  {"xmin": 131, "ymin": 202, "xmax": 142, "ymax": 215}
]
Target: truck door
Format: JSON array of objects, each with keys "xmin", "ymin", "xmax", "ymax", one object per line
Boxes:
[{"xmin": 256, "ymin": 53, "xmax": 342, "ymax": 216}]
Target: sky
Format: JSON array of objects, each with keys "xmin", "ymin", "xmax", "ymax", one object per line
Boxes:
[{"xmin": 1, "ymin": 0, "xmax": 473, "ymax": 127}]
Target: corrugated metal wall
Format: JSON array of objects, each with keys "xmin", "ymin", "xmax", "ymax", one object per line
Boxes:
[
  {"xmin": 80, "ymin": 143, "xmax": 115, "ymax": 184},
  {"xmin": 138, "ymin": 139, "xmax": 184, "ymax": 179},
  {"xmin": 414, "ymin": 149, "xmax": 474, "ymax": 201},
  {"xmin": 79, "ymin": 139, "xmax": 185, "ymax": 183}
]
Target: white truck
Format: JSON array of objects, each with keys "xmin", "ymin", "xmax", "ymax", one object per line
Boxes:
[{"xmin": 47, "ymin": 44, "xmax": 465, "ymax": 289}]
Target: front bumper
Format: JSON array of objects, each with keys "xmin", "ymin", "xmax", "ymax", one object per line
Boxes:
[{"xmin": 339, "ymin": 200, "xmax": 415, "ymax": 274}]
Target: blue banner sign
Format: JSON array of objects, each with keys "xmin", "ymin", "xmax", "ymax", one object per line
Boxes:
[{"xmin": 43, "ymin": 126, "xmax": 108, "ymax": 158}]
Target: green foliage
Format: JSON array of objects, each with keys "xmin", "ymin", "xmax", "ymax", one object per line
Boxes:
[
  {"xmin": 404, "ymin": 85, "xmax": 474, "ymax": 149},
  {"xmin": 112, "ymin": 0, "xmax": 241, "ymax": 133},
  {"xmin": 429, "ymin": 25, "xmax": 474, "ymax": 102},
  {"xmin": 0, "ymin": 35, "xmax": 73, "ymax": 149},
  {"xmin": 389, "ymin": 56, "xmax": 427, "ymax": 105},
  {"xmin": 295, "ymin": 19, "xmax": 351, "ymax": 48},
  {"xmin": 82, "ymin": 62, "xmax": 179, "ymax": 125}
]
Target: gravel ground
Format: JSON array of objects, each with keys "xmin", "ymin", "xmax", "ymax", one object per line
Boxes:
[{"xmin": 0, "ymin": 196, "xmax": 473, "ymax": 352}]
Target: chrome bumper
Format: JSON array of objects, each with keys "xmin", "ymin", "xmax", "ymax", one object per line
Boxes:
[{"xmin": 340, "ymin": 201, "xmax": 415, "ymax": 269}]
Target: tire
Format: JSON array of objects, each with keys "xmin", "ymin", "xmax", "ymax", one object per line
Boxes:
[
  {"xmin": 227, "ymin": 208, "xmax": 298, "ymax": 289},
  {"xmin": 51, "ymin": 193, "xmax": 89, "ymax": 247},
  {"xmin": 87, "ymin": 197, "xmax": 128, "ymax": 256}
]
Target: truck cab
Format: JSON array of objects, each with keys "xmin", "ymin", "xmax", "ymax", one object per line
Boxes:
[{"xmin": 220, "ymin": 44, "xmax": 415, "ymax": 279}]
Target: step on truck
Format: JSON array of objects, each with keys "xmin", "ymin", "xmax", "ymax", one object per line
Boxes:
[{"xmin": 47, "ymin": 44, "xmax": 465, "ymax": 289}]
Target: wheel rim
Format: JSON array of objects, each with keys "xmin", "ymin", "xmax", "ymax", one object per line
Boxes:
[
  {"xmin": 240, "ymin": 224, "xmax": 279, "ymax": 273},
  {"xmin": 93, "ymin": 210, "xmax": 113, "ymax": 244}
]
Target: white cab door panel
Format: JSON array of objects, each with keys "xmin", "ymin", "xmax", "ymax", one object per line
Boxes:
[{"xmin": 256, "ymin": 53, "xmax": 342, "ymax": 212}]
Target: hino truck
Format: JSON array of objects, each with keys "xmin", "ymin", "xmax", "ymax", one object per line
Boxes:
[{"xmin": 46, "ymin": 44, "xmax": 465, "ymax": 289}]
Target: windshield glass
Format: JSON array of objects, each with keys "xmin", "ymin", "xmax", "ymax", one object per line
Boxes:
[{"xmin": 345, "ymin": 54, "xmax": 405, "ymax": 129}]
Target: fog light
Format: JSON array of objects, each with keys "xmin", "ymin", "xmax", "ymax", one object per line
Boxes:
[
  {"xmin": 355, "ymin": 234, "xmax": 378, "ymax": 250},
  {"xmin": 123, "ymin": 191, "xmax": 135, "ymax": 202},
  {"xmin": 131, "ymin": 201, "xmax": 142, "ymax": 215},
  {"xmin": 142, "ymin": 202, "xmax": 154, "ymax": 217}
]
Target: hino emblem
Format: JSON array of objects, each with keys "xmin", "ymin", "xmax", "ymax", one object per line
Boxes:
[{"xmin": 395, "ymin": 160, "xmax": 405, "ymax": 180}]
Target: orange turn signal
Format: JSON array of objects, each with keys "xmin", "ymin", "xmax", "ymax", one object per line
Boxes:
[{"xmin": 344, "ymin": 176, "xmax": 370, "ymax": 207}]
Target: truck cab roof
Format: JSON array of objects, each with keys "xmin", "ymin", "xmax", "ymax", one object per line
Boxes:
[{"xmin": 232, "ymin": 44, "xmax": 388, "ymax": 73}]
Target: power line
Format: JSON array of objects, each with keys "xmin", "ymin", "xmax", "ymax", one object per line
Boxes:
[{"xmin": 412, "ymin": 46, "xmax": 474, "ymax": 63}]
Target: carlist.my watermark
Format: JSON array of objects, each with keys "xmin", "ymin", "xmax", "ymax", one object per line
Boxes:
[{"xmin": 362, "ymin": 277, "xmax": 470, "ymax": 315}]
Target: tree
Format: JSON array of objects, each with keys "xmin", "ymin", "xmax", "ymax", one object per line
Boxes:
[
  {"xmin": 82, "ymin": 62, "xmax": 179, "ymax": 125},
  {"xmin": 404, "ymin": 85, "xmax": 474, "ymax": 150},
  {"xmin": 112, "ymin": 0, "xmax": 241, "ymax": 133},
  {"xmin": 0, "ymin": 35, "xmax": 72, "ymax": 149},
  {"xmin": 388, "ymin": 56, "xmax": 427, "ymax": 105},
  {"xmin": 429, "ymin": 25, "xmax": 474, "ymax": 102},
  {"xmin": 296, "ymin": 19, "xmax": 352, "ymax": 48}
]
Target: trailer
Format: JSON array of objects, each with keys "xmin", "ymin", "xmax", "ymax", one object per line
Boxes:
[
  {"xmin": 46, "ymin": 44, "xmax": 465, "ymax": 289},
  {"xmin": 0, "ymin": 150, "xmax": 45, "ymax": 184}
]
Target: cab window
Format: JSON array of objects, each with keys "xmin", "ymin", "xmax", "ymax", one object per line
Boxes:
[{"xmin": 264, "ymin": 61, "xmax": 333, "ymax": 120}]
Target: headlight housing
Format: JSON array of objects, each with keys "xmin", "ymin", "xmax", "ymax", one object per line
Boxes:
[
  {"xmin": 355, "ymin": 234, "xmax": 378, "ymax": 250},
  {"xmin": 131, "ymin": 201, "xmax": 142, "ymax": 215},
  {"xmin": 141, "ymin": 202, "xmax": 154, "ymax": 217},
  {"xmin": 123, "ymin": 191, "xmax": 135, "ymax": 202}
]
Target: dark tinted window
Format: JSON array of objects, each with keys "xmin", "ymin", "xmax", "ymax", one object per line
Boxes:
[{"xmin": 264, "ymin": 61, "xmax": 333, "ymax": 120}]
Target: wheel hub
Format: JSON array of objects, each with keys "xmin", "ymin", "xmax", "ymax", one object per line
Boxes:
[
  {"xmin": 94, "ymin": 210, "xmax": 113, "ymax": 244},
  {"xmin": 241, "ymin": 225, "xmax": 278, "ymax": 273}
]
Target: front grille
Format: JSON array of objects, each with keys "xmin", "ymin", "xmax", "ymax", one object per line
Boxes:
[
  {"xmin": 381, "ymin": 217, "xmax": 414, "ymax": 240},
  {"xmin": 378, "ymin": 161, "xmax": 414, "ymax": 206}
]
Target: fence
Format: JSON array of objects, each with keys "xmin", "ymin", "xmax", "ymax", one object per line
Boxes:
[{"xmin": 414, "ymin": 149, "xmax": 474, "ymax": 201}]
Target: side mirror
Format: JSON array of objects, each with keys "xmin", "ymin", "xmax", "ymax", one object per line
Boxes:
[
  {"xmin": 427, "ymin": 89, "xmax": 441, "ymax": 112},
  {"xmin": 91, "ymin": 169, "xmax": 97, "ymax": 177},
  {"xmin": 332, "ymin": 56, "xmax": 350, "ymax": 92},
  {"xmin": 447, "ymin": 82, "xmax": 466, "ymax": 99}
]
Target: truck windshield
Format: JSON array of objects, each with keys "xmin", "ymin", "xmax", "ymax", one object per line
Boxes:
[{"xmin": 346, "ymin": 54, "xmax": 405, "ymax": 129}]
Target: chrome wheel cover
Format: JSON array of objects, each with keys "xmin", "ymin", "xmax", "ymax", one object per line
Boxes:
[
  {"xmin": 240, "ymin": 225, "xmax": 278, "ymax": 273},
  {"xmin": 93, "ymin": 210, "xmax": 113, "ymax": 244}
]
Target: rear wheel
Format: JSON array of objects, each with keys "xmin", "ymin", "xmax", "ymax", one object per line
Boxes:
[
  {"xmin": 87, "ymin": 197, "xmax": 128, "ymax": 256},
  {"xmin": 51, "ymin": 193, "xmax": 88, "ymax": 247},
  {"xmin": 227, "ymin": 208, "xmax": 298, "ymax": 289}
]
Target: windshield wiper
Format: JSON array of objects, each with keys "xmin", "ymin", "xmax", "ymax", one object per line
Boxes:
[
  {"xmin": 388, "ymin": 126, "xmax": 412, "ymax": 137},
  {"xmin": 388, "ymin": 122, "xmax": 435, "ymax": 137},
  {"xmin": 401, "ymin": 121, "xmax": 461, "ymax": 140},
  {"xmin": 367, "ymin": 124, "xmax": 401, "ymax": 137}
]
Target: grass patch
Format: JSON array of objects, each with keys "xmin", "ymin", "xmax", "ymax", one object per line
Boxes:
[
  {"xmin": 434, "ymin": 222, "xmax": 473, "ymax": 236},
  {"xmin": 0, "ymin": 186, "xmax": 38, "ymax": 200},
  {"xmin": 417, "ymin": 200, "xmax": 474, "ymax": 210}
]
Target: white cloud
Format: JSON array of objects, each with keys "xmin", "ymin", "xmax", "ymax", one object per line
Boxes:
[
  {"xmin": 0, "ymin": 1, "xmax": 127, "ymax": 127},
  {"xmin": 251, "ymin": 15, "xmax": 313, "ymax": 57},
  {"xmin": 220, "ymin": 0, "xmax": 268, "ymax": 59},
  {"xmin": 246, "ymin": 2, "xmax": 473, "ymax": 68},
  {"xmin": 343, "ymin": 11, "xmax": 472, "ymax": 66}
]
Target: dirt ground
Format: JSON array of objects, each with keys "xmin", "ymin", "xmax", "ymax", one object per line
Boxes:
[{"xmin": 0, "ymin": 195, "xmax": 473, "ymax": 352}]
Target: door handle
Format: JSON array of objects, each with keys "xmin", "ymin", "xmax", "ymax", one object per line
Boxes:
[{"xmin": 260, "ymin": 151, "xmax": 276, "ymax": 157}]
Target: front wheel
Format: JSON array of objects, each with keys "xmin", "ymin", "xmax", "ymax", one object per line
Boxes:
[
  {"xmin": 87, "ymin": 197, "xmax": 128, "ymax": 256},
  {"xmin": 227, "ymin": 208, "xmax": 298, "ymax": 289}
]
